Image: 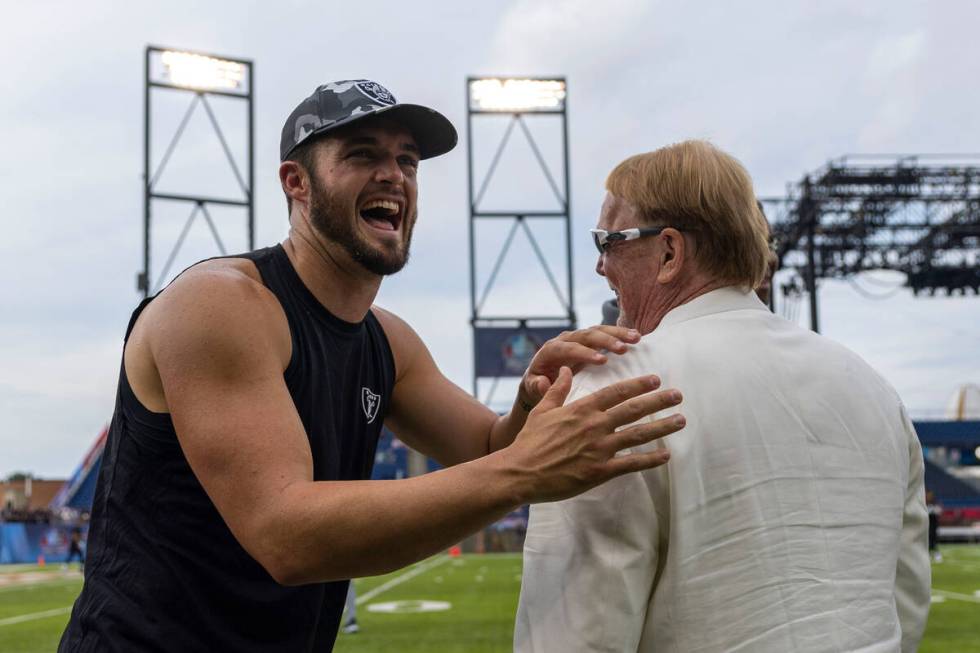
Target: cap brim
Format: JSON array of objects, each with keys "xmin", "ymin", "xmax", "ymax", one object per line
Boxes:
[
  {"xmin": 373, "ymin": 104, "xmax": 458, "ymax": 160},
  {"xmin": 282, "ymin": 102, "xmax": 458, "ymax": 162}
]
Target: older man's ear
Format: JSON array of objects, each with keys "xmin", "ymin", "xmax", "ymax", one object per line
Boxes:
[{"xmin": 655, "ymin": 228, "xmax": 688, "ymax": 284}]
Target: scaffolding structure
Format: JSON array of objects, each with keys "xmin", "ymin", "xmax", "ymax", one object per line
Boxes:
[{"xmin": 762, "ymin": 155, "xmax": 980, "ymax": 331}]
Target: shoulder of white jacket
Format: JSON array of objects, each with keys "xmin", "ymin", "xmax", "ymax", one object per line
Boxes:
[{"xmin": 571, "ymin": 337, "xmax": 664, "ymax": 394}]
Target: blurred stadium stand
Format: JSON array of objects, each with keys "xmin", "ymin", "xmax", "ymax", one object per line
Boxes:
[
  {"xmin": 925, "ymin": 459, "xmax": 980, "ymax": 505},
  {"xmin": 5, "ymin": 419, "xmax": 978, "ymax": 562}
]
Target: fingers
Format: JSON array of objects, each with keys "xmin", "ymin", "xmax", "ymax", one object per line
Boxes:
[
  {"xmin": 557, "ymin": 326, "xmax": 640, "ymax": 355},
  {"xmin": 534, "ymin": 366, "xmax": 573, "ymax": 412},
  {"xmin": 577, "ymin": 375, "xmax": 662, "ymax": 412},
  {"xmin": 603, "ymin": 448, "xmax": 672, "ymax": 476},
  {"xmin": 604, "ymin": 389, "xmax": 683, "ymax": 429},
  {"xmin": 534, "ymin": 376, "xmax": 552, "ymax": 396},
  {"xmin": 602, "ymin": 412, "xmax": 685, "ymax": 451},
  {"xmin": 548, "ymin": 340, "xmax": 612, "ymax": 365},
  {"xmin": 523, "ymin": 374, "xmax": 542, "ymax": 395},
  {"xmin": 522, "ymin": 374, "xmax": 553, "ymax": 401}
]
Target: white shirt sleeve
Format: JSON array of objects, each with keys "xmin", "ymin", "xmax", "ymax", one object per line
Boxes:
[
  {"xmin": 514, "ymin": 379, "xmax": 666, "ymax": 653},
  {"xmin": 894, "ymin": 404, "xmax": 931, "ymax": 652}
]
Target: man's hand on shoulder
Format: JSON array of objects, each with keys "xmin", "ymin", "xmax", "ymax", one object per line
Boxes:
[
  {"xmin": 497, "ymin": 367, "xmax": 684, "ymax": 504},
  {"xmin": 520, "ymin": 326, "xmax": 641, "ymax": 410}
]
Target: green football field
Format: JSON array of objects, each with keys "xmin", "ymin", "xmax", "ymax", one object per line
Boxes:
[{"xmin": 2, "ymin": 547, "xmax": 978, "ymax": 652}]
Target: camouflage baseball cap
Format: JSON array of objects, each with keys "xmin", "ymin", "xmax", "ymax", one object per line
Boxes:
[{"xmin": 280, "ymin": 79, "xmax": 457, "ymax": 161}]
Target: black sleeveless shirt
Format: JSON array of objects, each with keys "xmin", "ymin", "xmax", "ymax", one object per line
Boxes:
[{"xmin": 59, "ymin": 245, "xmax": 396, "ymax": 652}]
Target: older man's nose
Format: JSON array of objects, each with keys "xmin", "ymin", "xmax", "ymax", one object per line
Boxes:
[{"xmin": 595, "ymin": 253, "xmax": 606, "ymax": 277}]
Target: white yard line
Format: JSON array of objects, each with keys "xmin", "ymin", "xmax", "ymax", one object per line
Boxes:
[
  {"xmin": 933, "ymin": 589, "xmax": 980, "ymax": 604},
  {"xmin": 0, "ymin": 571, "xmax": 81, "ymax": 589},
  {"xmin": 356, "ymin": 555, "xmax": 450, "ymax": 606},
  {"xmin": 0, "ymin": 565, "xmax": 44, "ymax": 574},
  {"xmin": 938, "ymin": 560, "xmax": 980, "ymax": 572},
  {"xmin": 0, "ymin": 606, "xmax": 72, "ymax": 627},
  {"xmin": 0, "ymin": 577, "xmax": 81, "ymax": 594}
]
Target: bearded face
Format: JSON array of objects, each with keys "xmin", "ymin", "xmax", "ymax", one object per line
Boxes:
[
  {"xmin": 288, "ymin": 119, "xmax": 421, "ymax": 277},
  {"xmin": 307, "ymin": 172, "xmax": 416, "ymax": 276}
]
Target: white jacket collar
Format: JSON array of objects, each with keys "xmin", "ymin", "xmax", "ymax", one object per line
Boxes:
[{"xmin": 658, "ymin": 286, "xmax": 767, "ymax": 330}]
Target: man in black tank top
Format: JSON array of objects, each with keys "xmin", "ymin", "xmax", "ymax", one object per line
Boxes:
[{"xmin": 60, "ymin": 79, "xmax": 687, "ymax": 652}]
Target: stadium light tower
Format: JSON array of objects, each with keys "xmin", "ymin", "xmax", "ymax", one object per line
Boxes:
[
  {"xmin": 140, "ymin": 46, "xmax": 254, "ymax": 297},
  {"xmin": 159, "ymin": 50, "xmax": 247, "ymax": 91},
  {"xmin": 466, "ymin": 76, "xmax": 575, "ymax": 403},
  {"xmin": 469, "ymin": 78, "xmax": 567, "ymax": 112}
]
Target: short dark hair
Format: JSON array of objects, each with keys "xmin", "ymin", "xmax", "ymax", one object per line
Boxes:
[{"xmin": 284, "ymin": 138, "xmax": 320, "ymax": 215}]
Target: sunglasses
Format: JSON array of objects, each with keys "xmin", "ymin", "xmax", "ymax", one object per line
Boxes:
[{"xmin": 589, "ymin": 226, "xmax": 672, "ymax": 254}]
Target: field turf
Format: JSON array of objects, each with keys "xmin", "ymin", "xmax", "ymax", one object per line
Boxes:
[{"xmin": 1, "ymin": 548, "xmax": 978, "ymax": 652}]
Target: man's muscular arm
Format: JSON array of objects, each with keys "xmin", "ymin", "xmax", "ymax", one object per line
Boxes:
[
  {"xmin": 377, "ymin": 307, "xmax": 644, "ymax": 465},
  {"xmin": 138, "ymin": 268, "xmax": 683, "ymax": 586}
]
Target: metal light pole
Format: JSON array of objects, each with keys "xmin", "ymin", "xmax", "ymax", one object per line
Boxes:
[
  {"xmin": 465, "ymin": 77, "xmax": 576, "ymax": 404},
  {"xmin": 141, "ymin": 46, "xmax": 254, "ymax": 296}
]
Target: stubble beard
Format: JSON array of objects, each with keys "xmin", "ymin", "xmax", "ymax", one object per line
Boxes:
[{"xmin": 307, "ymin": 177, "xmax": 414, "ymax": 276}]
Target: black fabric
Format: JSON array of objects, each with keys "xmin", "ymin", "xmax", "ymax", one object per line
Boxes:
[{"xmin": 59, "ymin": 244, "xmax": 395, "ymax": 652}]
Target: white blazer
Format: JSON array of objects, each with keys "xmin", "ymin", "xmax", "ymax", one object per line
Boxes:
[{"xmin": 515, "ymin": 288, "xmax": 930, "ymax": 653}]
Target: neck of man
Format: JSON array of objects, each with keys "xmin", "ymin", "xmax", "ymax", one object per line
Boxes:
[
  {"xmin": 281, "ymin": 215, "xmax": 383, "ymax": 324},
  {"xmin": 629, "ymin": 272, "xmax": 730, "ymax": 335}
]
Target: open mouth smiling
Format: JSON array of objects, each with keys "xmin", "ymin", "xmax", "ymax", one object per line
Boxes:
[{"xmin": 359, "ymin": 199, "xmax": 403, "ymax": 233}]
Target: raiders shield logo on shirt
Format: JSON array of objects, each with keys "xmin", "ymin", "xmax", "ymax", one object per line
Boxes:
[{"xmin": 361, "ymin": 387, "xmax": 381, "ymax": 424}]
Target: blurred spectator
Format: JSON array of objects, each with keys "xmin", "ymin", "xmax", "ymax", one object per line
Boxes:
[
  {"xmin": 926, "ymin": 490, "xmax": 943, "ymax": 562},
  {"xmin": 66, "ymin": 527, "xmax": 86, "ymax": 571},
  {"xmin": 341, "ymin": 584, "xmax": 359, "ymax": 634},
  {"xmin": 1, "ymin": 506, "xmax": 53, "ymax": 523}
]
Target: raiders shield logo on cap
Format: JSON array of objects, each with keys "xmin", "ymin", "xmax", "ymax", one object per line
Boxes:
[{"xmin": 354, "ymin": 80, "xmax": 396, "ymax": 106}]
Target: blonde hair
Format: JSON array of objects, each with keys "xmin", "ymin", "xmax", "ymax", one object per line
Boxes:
[{"xmin": 605, "ymin": 140, "xmax": 770, "ymax": 288}]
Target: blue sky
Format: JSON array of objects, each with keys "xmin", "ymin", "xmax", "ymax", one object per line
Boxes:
[{"xmin": 1, "ymin": 0, "xmax": 978, "ymax": 477}]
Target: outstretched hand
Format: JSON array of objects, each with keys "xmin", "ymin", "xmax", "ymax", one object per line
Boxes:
[
  {"xmin": 507, "ymin": 367, "xmax": 684, "ymax": 504},
  {"xmin": 521, "ymin": 326, "xmax": 641, "ymax": 408}
]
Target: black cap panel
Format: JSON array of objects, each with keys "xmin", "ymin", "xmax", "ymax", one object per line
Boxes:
[{"xmin": 280, "ymin": 80, "xmax": 457, "ymax": 161}]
